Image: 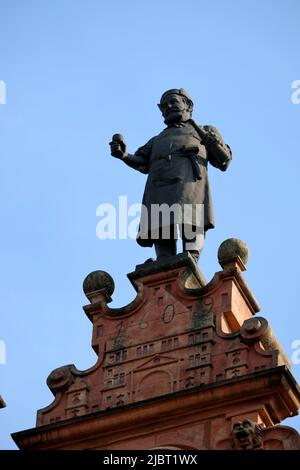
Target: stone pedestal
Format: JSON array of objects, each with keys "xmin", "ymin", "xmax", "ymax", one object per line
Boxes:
[{"xmin": 12, "ymin": 241, "xmax": 300, "ymax": 450}]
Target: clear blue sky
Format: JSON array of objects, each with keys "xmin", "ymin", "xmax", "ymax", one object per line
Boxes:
[{"xmin": 1, "ymin": 0, "xmax": 299, "ymax": 449}]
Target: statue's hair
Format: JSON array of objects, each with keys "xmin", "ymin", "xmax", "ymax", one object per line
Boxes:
[{"xmin": 158, "ymin": 88, "xmax": 194, "ymax": 112}]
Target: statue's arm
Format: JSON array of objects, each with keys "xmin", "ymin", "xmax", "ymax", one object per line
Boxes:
[
  {"xmin": 122, "ymin": 153, "xmax": 148, "ymax": 174},
  {"xmin": 204, "ymin": 125, "xmax": 232, "ymax": 171},
  {"xmin": 122, "ymin": 137, "xmax": 154, "ymax": 174}
]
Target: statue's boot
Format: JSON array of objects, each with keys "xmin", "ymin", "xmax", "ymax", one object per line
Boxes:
[
  {"xmin": 182, "ymin": 231, "xmax": 205, "ymax": 264},
  {"xmin": 154, "ymin": 239, "xmax": 177, "ymax": 261}
]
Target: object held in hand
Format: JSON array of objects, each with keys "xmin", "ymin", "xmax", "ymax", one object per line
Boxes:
[{"xmin": 110, "ymin": 133, "xmax": 126, "ymax": 157}]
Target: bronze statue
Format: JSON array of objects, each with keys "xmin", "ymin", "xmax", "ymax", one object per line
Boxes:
[{"xmin": 110, "ymin": 88, "xmax": 232, "ymax": 262}]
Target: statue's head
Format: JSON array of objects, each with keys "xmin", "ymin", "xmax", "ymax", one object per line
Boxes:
[
  {"xmin": 232, "ymin": 419, "xmax": 263, "ymax": 450},
  {"xmin": 158, "ymin": 88, "xmax": 193, "ymax": 125}
]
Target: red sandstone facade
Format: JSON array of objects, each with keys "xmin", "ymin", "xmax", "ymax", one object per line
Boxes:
[{"xmin": 12, "ymin": 242, "xmax": 300, "ymax": 450}]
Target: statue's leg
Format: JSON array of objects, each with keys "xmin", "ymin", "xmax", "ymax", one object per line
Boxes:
[{"xmin": 154, "ymin": 239, "xmax": 177, "ymax": 260}]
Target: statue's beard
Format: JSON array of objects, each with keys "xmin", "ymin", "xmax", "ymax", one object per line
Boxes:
[{"xmin": 164, "ymin": 109, "xmax": 192, "ymax": 125}]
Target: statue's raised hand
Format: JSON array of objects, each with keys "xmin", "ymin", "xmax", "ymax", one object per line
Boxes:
[{"xmin": 109, "ymin": 133, "xmax": 127, "ymax": 158}]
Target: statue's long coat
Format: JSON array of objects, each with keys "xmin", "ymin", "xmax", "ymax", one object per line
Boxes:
[{"xmin": 123, "ymin": 121, "xmax": 232, "ymax": 247}]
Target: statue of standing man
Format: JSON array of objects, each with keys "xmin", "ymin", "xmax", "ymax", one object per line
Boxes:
[{"xmin": 110, "ymin": 88, "xmax": 232, "ymax": 263}]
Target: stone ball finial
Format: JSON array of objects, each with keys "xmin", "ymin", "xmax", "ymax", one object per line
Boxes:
[
  {"xmin": 83, "ymin": 270, "xmax": 115, "ymax": 303},
  {"xmin": 218, "ymin": 238, "xmax": 249, "ymax": 270},
  {"xmin": 47, "ymin": 365, "xmax": 74, "ymax": 394}
]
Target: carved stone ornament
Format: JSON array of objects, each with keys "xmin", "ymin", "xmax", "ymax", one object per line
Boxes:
[{"xmin": 232, "ymin": 419, "xmax": 264, "ymax": 450}]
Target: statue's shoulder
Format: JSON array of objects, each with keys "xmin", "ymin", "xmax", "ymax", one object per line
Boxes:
[
  {"xmin": 203, "ymin": 124, "xmax": 224, "ymax": 141},
  {"xmin": 149, "ymin": 128, "xmax": 169, "ymax": 142},
  {"xmin": 203, "ymin": 124, "xmax": 220, "ymax": 134},
  {"xmin": 156, "ymin": 127, "xmax": 168, "ymax": 137}
]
